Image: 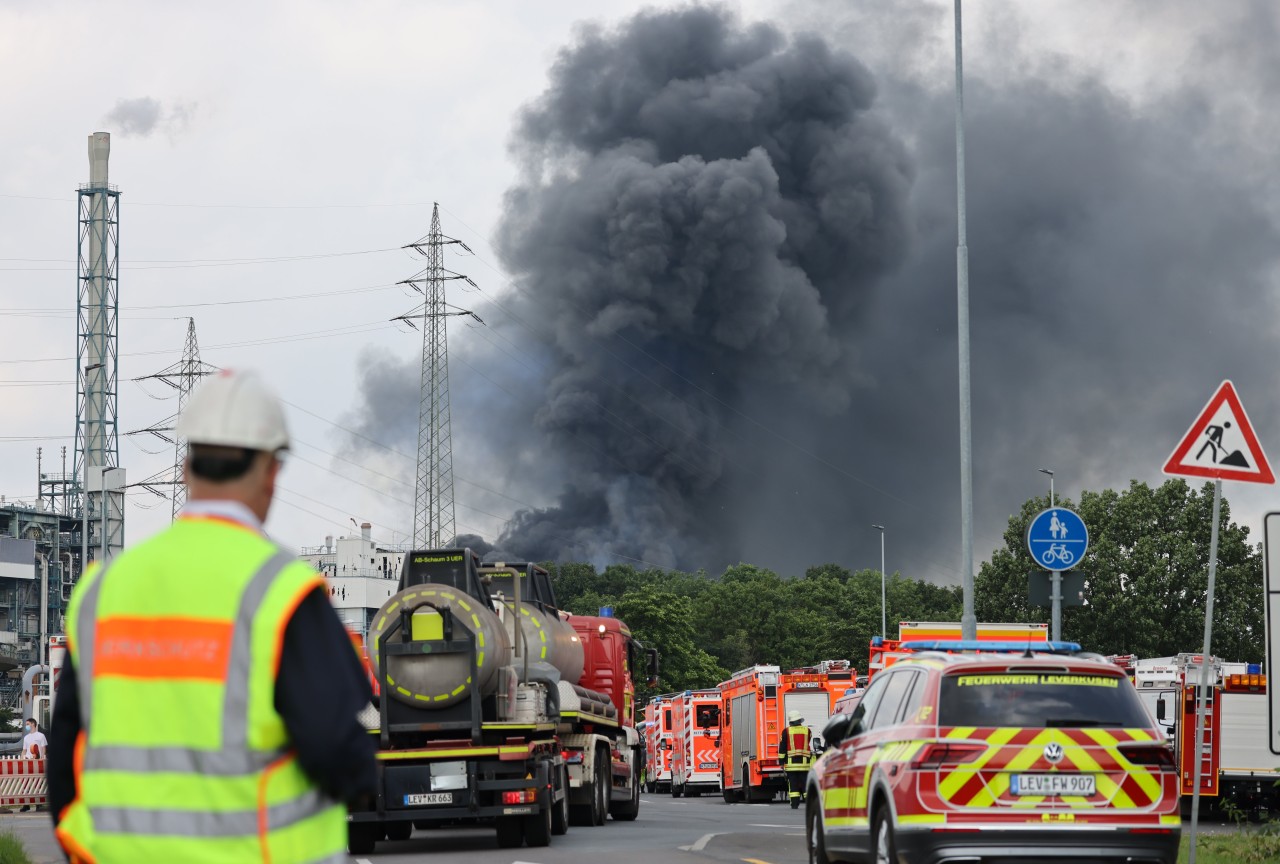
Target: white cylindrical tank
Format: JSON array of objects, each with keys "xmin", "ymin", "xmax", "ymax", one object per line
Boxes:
[
  {"xmin": 501, "ymin": 602, "xmax": 585, "ymax": 686},
  {"xmin": 368, "ymin": 583, "xmax": 512, "ymax": 708}
]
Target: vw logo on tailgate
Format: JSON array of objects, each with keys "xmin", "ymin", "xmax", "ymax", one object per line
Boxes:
[{"xmin": 1042, "ymin": 742, "xmax": 1065, "ymax": 764}]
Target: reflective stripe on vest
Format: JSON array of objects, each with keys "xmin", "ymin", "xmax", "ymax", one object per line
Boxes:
[
  {"xmin": 59, "ymin": 529, "xmax": 346, "ymax": 864},
  {"xmin": 75, "ymin": 551, "xmax": 293, "ymax": 777},
  {"xmin": 785, "ymin": 725, "xmax": 811, "ymax": 767}
]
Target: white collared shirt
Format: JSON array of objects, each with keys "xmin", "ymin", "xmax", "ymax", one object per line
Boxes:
[{"xmin": 179, "ymin": 500, "xmax": 265, "ymax": 535}]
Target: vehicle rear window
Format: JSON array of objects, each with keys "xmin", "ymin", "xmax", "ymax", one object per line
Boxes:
[{"xmin": 938, "ymin": 671, "xmax": 1151, "ymax": 728}]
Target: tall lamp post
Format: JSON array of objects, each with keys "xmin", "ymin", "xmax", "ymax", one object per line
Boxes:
[
  {"xmin": 1038, "ymin": 467, "xmax": 1055, "ymax": 507},
  {"xmin": 872, "ymin": 524, "xmax": 886, "ymax": 638}
]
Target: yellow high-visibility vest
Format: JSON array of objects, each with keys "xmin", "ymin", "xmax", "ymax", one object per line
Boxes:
[{"xmin": 56, "ymin": 514, "xmax": 347, "ymax": 864}]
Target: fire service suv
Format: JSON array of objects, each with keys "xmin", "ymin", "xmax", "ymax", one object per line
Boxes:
[
  {"xmin": 669, "ymin": 689, "xmax": 722, "ymax": 797},
  {"xmin": 347, "ymin": 550, "xmax": 657, "ymax": 854},
  {"xmin": 869, "ymin": 621, "xmax": 1050, "ymax": 679},
  {"xmin": 643, "ymin": 694, "xmax": 676, "ymax": 793},
  {"xmin": 1125, "ymin": 653, "xmax": 1280, "ymax": 818},
  {"xmin": 808, "ymin": 641, "xmax": 1182, "ymax": 864},
  {"xmin": 718, "ymin": 660, "xmax": 857, "ymax": 804}
]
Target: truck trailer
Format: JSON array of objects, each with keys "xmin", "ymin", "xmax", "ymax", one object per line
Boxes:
[{"xmin": 346, "ymin": 550, "xmax": 656, "ymax": 853}]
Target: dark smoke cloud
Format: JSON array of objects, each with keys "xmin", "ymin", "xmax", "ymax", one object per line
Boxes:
[
  {"xmin": 484, "ymin": 6, "xmax": 915, "ymax": 567},
  {"xmin": 346, "ymin": 2, "xmax": 1280, "ymax": 582}
]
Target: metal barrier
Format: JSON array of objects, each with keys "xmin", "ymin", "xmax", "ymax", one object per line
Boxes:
[{"xmin": 0, "ymin": 758, "xmax": 47, "ymax": 808}]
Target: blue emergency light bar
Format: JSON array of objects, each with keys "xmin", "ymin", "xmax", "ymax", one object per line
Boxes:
[{"xmin": 899, "ymin": 640, "xmax": 1082, "ymax": 654}]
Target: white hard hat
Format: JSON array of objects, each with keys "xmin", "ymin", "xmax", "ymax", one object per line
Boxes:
[
  {"xmin": 176, "ymin": 369, "xmax": 289, "ymax": 452},
  {"xmin": 788, "ymin": 710, "xmax": 803, "ymax": 724}
]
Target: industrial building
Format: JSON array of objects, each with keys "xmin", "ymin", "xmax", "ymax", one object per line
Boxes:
[{"xmin": 299, "ymin": 523, "xmax": 406, "ymax": 638}]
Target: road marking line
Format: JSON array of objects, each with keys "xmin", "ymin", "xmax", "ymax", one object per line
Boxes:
[
  {"xmin": 749, "ymin": 823, "xmax": 795, "ymax": 828},
  {"xmin": 742, "ymin": 858, "xmax": 774, "ymax": 864},
  {"xmin": 356, "ymin": 860, "xmax": 373, "ymax": 864},
  {"xmin": 679, "ymin": 832, "xmax": 721, "ymax": 852}
]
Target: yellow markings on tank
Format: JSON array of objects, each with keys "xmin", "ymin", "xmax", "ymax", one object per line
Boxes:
[
  {"xmin": 385, "ymin": 601, "xmax": 400, "ymax": 614},
  {"xmin": 434, "ymin": 693, "xmax": 450, "ymax": 702},
  {"xmin": 478, "ymin": 632, "xmax": 486, "ymax": 648},
  {"xmin": 452, "ymin": 684, "xmax": 466, "ymax": 696},
  {"xmin": 376, "ymin": 615, "xmax": 387, "ymax": 630},
  {"xmin": 458, "ymin": 599, "xmax": 472, "ymax": 612},
  {"xmin": 539, "ymin": 646, "xmax": 547, "ymax": 660},
  {"xmin": 466, "ymin": 676, "xmax": 472, "ymax": 684},
  {"xmin": 396, "ymin": 686, "xmax": 412, "ymax": 697},
  {"xmin": 530, "ymin": 614, "xmax": 542, "ymax": 627},
  {"xmin": 478, "ymin": 651, "xmax": 485, "ymax": 666},
  {"xmin": 386, "ymin": 675, "xmax": 396, "ymax": 686},
  {"xmin": 413, "ymin": 693, "xmax": 433, "ymax": 702},
  {"xmin": 422, "ymin": 590, "xmax": 437, "ymax": 596},
  {"xmin": 403, "ymin": 592, "xmax": 418, "ymax": 601},
  {"xmin": 471, "ymin": 614, "xmax": 481, "ymax": 629}
]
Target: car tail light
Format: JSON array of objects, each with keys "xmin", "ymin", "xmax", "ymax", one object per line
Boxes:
[
  {"xmin": 913, "ymin": 742, "xmax": 985, "ymax": 769},
  {"xmin": 502, "ymin": 789, "xmax": 537, "ymax": 805},
  {"xmin": 1118, "ymin": 743, "xmax": 1176, "ymax": 768}
]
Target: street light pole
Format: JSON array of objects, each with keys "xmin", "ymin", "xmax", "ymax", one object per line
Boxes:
[
  {"xmin": 1038, "ymin": 468, "xmax": 1061, "ymax": 640},
  {"xmin": 872, "ymin": 525, "xmax": 886, "ymax": 638},
  {"xmin": 1039, "ymin": 467, "xmax": 1055, "ymax": 508},
  {"xmin": 954, "ymin": 0, "xmax": 976, "ymax": 642}
]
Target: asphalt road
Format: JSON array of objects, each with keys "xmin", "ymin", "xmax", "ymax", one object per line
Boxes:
[{"xmin": 0, "ymin": 795, "xmax": 1245, "ymax": 864}]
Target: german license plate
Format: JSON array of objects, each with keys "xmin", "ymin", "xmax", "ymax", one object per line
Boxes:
[
  {"xmin": 404, "ymin": 792, "xmax": 453, "ymax": 806},
  {"xmin": 1011, "ymin": 774, "xmax": 1095, "ymax": 796}
]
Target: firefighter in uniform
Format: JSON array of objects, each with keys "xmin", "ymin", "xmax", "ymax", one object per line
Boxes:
[
  {"xmin": 48, "ymin": 369, "xmax": 376, "ymax": 863},
  {"xmin": 779, "ymin": 709, "xmax": 812, "ymax": 809}
]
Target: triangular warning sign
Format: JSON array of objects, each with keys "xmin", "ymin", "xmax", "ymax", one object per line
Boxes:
[{"xmin": 1163, "ymin": 380, "xmax": 1275, "ymax": 484}]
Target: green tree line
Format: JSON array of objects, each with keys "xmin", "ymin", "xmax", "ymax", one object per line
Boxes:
[{"xmin": 545, "ymin": 479, "xmax": 1264, "ymax": 702}]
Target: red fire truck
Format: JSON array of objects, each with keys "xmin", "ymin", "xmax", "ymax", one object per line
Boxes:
[
  {"xmin": 868, "ymin": 622, "xmax": 1050, "ymax": 680},
  {"xmin": 669, "ymin": 689, "xmax": 722, "ymax": 797},
  {"xmin": 642, "ymin": 694, "xmax": 676, "ymax": 793},
  {"xmin": 717, "ymin": 661, "xmax": 857, "ymax": 803}
]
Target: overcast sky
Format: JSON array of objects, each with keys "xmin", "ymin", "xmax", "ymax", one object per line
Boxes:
[{"xmin": 3, "ymin": 1, "xmax": 1279, "ymax": 585}]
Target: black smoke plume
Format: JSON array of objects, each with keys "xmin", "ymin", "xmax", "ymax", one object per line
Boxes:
[{"xmin": 347, "ymin": 3, "xmax": 1280, "ymax": 581}]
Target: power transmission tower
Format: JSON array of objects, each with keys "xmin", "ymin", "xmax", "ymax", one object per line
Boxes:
[
  {"xmin": 393, "ymin": 203, "xmax": 480, "ymax": 549},
  {"xmin": 128, "ymin": 318, "xmax": 218, "ymax": 519}
]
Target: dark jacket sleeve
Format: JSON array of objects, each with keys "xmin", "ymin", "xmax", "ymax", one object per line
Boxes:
[
  {"xmin": 47, "ymin": 653, "xmax": 81, "ymax": 824},
  {"xmin": 274, "ymin": 588, "xmax": 378, "ymax": 806}
]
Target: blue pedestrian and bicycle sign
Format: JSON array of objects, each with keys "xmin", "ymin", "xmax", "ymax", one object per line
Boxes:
[{"xmin": 1026, "ymin": 507, "xmax": 1089, "ymax": 571}]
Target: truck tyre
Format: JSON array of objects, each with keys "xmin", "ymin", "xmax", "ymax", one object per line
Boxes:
[
  {"xmin": 523, "ymin": 801, "xmax": 552, "ymax": 848},
  {"xmin": 385, "ymin": 820, "xmax": 412, "ymax": 842},
  {"xmin": 495, "ymin": 815, "xmax": 524, "ymax": 849},
  {"xmin": 592, "ymin": 747, "xmax": 609, "ymax": 825},
  {"xmin": 671, "ymin": 781, "xmax": 683, "ymax": 798},
  {"xmin": 552, "ymin": 765, "xmax": 570, "ymax": 836},
  {"xmin": 347, "ymin": 823, "xmax": 378, "ymax": 856},
  {"xmin": 722, "ymin": 769, "xmax": 739, "ymax": 804},
  {"xmin": 609, "ymin": 748, "xmax": 640, "ymax": 822},
  {"xmin": 687, "ymin": 786, "xmax": 702, "ymax": 798}
]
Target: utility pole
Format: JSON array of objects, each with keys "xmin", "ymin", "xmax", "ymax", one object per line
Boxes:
[{"xmin": 394, "ymin": 204, "xmax": 481, "ymax": 549}]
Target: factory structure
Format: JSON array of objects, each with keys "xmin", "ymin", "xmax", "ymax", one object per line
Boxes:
[
  {"xmin": 0, "ymin": 134, "xmax": 422, "ymax": 716},
  {"xmin": 299, "ymin": 524, "xmax": 406, "ymax": 637}
]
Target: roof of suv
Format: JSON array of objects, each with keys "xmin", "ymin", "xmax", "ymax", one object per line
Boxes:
[{"xmin": 893, "ymin": 648, "xmax": 1128, "ymax": 675}]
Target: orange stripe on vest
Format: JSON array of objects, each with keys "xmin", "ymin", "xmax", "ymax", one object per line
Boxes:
[{"xmin": 94, "ymin": 617, "xmax": 234, "ymax": 681}]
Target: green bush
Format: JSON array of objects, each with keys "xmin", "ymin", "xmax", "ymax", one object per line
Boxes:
[{"xmin": 0, "ymin": 831, "xmax": 32, "ymax": 864}]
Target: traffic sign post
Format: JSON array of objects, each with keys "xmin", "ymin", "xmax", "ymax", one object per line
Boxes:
[
  {"xmin": 1164, "ymin": 380, "xmax": 1274, "ymax": 864},
  {"xmin": 1026, "ymin": 507, "xmax": 1089, "ymax": 642},
  {"xmin": 1264, "ymin": 514, "xmax": 1280, "ymax": 757}
]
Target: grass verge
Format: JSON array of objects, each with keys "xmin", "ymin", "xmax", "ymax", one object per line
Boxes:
[
  {"xmin": 0, "ymin": 831, "xmax": 33, "ymax": 864},
  {"xmin": 1178, "ymin": 829, "xmax": 1280, "ymax": 863}
]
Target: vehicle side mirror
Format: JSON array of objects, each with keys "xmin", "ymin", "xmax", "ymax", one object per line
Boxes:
[
  {"xmin": 812, "ymin": 736, "xmax": 826, "ymax": 755},
  {"xmin": 822, "ymin": 714, "xmax": 853, "ymax": 749},
  {"xmin": 1156, "ymin": 698, "xmax": 1167, "ymax": 723}
]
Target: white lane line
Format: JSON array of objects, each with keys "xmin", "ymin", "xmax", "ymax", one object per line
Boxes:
[
  {"xmin": 749, "ymin": 823, "xmax": 796, "ymax": 828},
  {"xmin": 356, "ymin": 860, "xmax": 373, "ymax": 864},
  {"xmin": 679, "ymin": 832, "xmax": 721, "ymax": 852}
]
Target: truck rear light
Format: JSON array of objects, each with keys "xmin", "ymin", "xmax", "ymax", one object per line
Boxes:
[
  {"xmin": 913, "ymin": 743, "xmax": 985, "ymax": 769},
  {"xmin": 562, "ymin": 750, "xmax": 583, "ymax": 764},
  {"xmin": 1119, "ymin": 743, "xmax": 1176, "ymax": 768},
  {"xmin": 502, "ymin": 789, "xmax": 537, "ymax": 805},
  {"xmin": 1130, "ymin": 828, "xmax": 1174, "ymax": 835}
]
